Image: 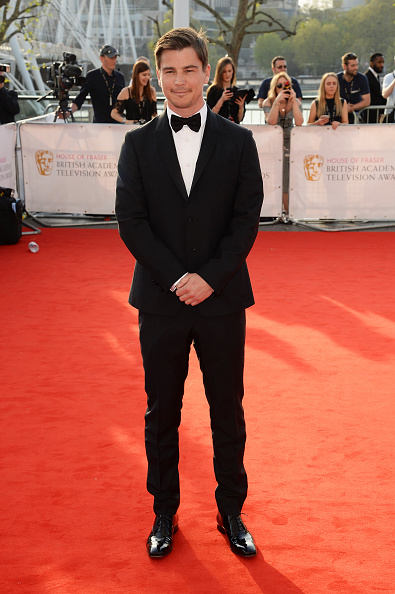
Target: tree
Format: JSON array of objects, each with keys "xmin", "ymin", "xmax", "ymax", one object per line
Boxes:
[
  {"xmin": 161, "ymin": 0, "xmax": 299, "ymax": 68},
  {"xmin": 254, "ymin": 32, "xmax": 291, "ymax": 75},
  {"xmin": 344, "ymin": 0, "xmax": 395, "ymax": 65},
  {"xmin": 293, "ymin": 19, "xmax": 341, "ymax": 75},
  {"xmin": 0, "ymin": 0, "xmax": 50, "ymax": 46}
]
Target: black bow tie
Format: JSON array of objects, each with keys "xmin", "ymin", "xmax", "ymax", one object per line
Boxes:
[{"xmin": 171, "ymin": 113, "xmax": 201, "ymax": 133}]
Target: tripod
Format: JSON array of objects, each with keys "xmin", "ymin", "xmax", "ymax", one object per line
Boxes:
[
  {"xmin": 37, "ymin": 88, "xmax": 75, "ymax": 122},
  {"xmin": 53, "ymin": 95, "xmax": 75, "ymax": 123}
]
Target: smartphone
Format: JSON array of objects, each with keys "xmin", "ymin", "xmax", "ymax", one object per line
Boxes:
[{"xmin": 283, "ymin": 81, "xmax": 291, "ymax": 98}]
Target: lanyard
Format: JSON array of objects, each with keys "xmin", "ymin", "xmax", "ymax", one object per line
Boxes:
[
  {"xmin": 101, "ymin": 68, "xmax": 116, "ymax": 105},
  {"xmin": 342, "ymin": 74, "xmax": 354, "ymax": 103},
  {"xmin": 325, "ymin": 99, "xmax": 337, "ymax": 121}
]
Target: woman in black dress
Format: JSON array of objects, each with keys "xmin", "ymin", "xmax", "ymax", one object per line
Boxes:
[
  {"xmin": 308, "ymin": 73, "xmax": 348, "ymax": 129},
  {"xmin": 111, "ymin": 60, "xmax": 157, "ymax": 125},
  {"xmin": 206, "ymin": 56, "xmax": 246, "ymax": 124}
]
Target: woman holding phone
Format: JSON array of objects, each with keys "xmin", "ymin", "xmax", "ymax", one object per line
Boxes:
[
  {"xmin": 308, "ymin": 72, "xmax": 348, "ymax": 129},
  {"xmin": 263, "ymin": 72, "xmax": 303, "ymax": 214},
  {"xmin": 206, "ymin": 56, "xmax": 247, "ymax": 124}
]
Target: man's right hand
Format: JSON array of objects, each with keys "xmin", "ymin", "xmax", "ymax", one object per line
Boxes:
[{"xmin": 175, "ymin": 273, "xmax": 214, "ymax": 306}]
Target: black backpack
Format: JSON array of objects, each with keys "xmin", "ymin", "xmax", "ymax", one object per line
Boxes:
[{"xmin": 0, "ymin": 187, "xmax": 22, "ymax": 245}]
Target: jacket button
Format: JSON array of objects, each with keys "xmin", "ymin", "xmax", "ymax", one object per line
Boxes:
[{"xmin": 187, "ymin": 216, "xmax": 195, "ymax": 223}]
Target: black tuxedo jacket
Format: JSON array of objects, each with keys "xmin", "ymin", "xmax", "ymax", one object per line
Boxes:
[
  {"xmin": 116, "ymin": 108, "xmax": 264, "ymax": 317},
  {"xmin": 364, "ymin": 69, "xmax": 386, "ymax": 122}
]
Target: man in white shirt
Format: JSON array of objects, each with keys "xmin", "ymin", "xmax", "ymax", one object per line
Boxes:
[
  {"xmin": 382, "ymin": 56, "xmax": 395, "ymax": 123},
  {"xmin": 116, "ymin": 28, "xmax": 263, "ymax": 559}
]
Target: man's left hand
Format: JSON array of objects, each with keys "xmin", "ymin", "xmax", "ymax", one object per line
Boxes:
[{"xmin": 175, "ymin": 273, "xmax": 213, "ymax": 306}]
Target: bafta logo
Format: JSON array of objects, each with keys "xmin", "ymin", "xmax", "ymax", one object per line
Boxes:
[
  {"xmin": 35, "ymin": 150, "xmax": 54, "ymax": 176},
  {"xmin": 304, "ymin": 154, "xmax": 324, "ymax": 181}
]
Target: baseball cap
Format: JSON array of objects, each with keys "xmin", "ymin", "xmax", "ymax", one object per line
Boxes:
[{"xmin": 100, "ymin": 45, "xmax": 119, "ymax": 58}]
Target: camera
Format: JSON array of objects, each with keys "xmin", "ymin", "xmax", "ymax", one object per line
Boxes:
[
  {"xmin": 46, "ymin": 52, "xmax": 84, "ymax": 96},
  {"xmin": 0, "ymin": 64, "xmax": 11, "ymax": 84},
  {"xmin": 38, "ymin": 52, "xmax": 85, "ymax": 121},
  {"xmin": 283, "ymin": 81, "xmax": 292, "ymax": 99}
]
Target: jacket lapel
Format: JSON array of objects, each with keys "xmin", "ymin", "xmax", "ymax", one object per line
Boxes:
[
  {"xmin": 156, "ymin": 111, "xmax": 188, "ymax": 200},
  {"xmin": 190, "ymin": 108, "xmax": 219, "ymax": 194}
]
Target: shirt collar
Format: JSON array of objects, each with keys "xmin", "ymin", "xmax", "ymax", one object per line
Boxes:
[{"xmin": 369, "ymin": 66, "xmax": 380, "ymax": 79}]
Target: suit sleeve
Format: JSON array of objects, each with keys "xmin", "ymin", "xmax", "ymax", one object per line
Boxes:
[
  {"xmin": 197, "ymin": 129, "xmax": 264, "ymax": 295},
  {"xmin": 116, "ymin": 131, "xmax": 187, "ymax": 291}
]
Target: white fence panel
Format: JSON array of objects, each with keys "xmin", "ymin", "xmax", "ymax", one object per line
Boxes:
[
  {"xmin": 0, "ymin": 124, "xmax": 17, "ymax": 192},
  {"xmin": 246, "ymin": 125, "xmax": 284, "ymax": 217},
  {"xmin": 20, "ymin": 123, "xmax": 135, "ymax": 214},
  {"xmin": 289, "ymin": 124, "xmax": 395, "ymax": 220}
]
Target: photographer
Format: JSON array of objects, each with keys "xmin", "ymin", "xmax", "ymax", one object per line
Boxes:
[
  {"xmin": 262, "ymin": 72, "xmax": 303, "ymax": 215},
  {"xmin": 206, "ymin": 57, "xmax": 246, "ymax": 124},
  {"xmin": 0, "ymin": 67, "xmax": 20, "ymax": 125},
  {"xmin": 71, "ymin": 45, "xmax": 125, "ymax": 123}
]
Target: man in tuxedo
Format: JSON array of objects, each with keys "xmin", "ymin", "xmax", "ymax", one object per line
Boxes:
[
  {"xmin": 363, "ymin": 53, "xmax": 386, "ymax": 123},
  {"xmin": 116, "ymin": 28, "xmax": 263, "ymax": 558}
]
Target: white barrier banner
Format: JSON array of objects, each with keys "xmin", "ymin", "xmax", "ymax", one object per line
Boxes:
[
  {"xmin": 20, "ymin": 123, "xmax": 135, "ymax": 214},
  {"xmin": 246, "ymin": 125, "xmax": 283, "ymax": 217},
  {"xmin": 289, "ymin": 125, "xmax": 395, "ymax": 220},
  {"xmin": 0, "ymin": 124, "xmax": 17, "ymax": 191},
  {"xmin": 19, "ymin": 122, "xmax": 283, "ymax": 217}
]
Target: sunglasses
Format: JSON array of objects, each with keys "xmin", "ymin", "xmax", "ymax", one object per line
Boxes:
[{"xmin": 276, "ymin": 83, "xmax": 291, "ymax": 89}]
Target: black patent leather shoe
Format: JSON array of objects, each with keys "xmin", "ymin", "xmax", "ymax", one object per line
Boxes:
[
  {"xmin": 217, "ymin": 513, "xmax": 257, "ymax": 557},
  {"xmin": 146, "ymin": 513, "xmax": 179, "ymax": 558}
]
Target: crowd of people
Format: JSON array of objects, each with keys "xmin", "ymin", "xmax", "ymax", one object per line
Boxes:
[{"xmin": 2, "ymin": 43, "xmax": 394, "ymax": 129}]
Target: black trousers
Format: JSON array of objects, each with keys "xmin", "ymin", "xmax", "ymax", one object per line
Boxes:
[{"xmin": 139, "ymin": 307, "xmax": 248, "ymax": 517}]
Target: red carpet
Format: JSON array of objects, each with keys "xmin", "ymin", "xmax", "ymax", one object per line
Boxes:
[{"xmin": 1, "ymin": 229, "xmax": 393, "ymax": 593}]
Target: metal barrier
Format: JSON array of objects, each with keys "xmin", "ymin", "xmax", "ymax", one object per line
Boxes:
[{"xmin": 356, "ymin": 104, "xmax": 395, "ymax": 124}]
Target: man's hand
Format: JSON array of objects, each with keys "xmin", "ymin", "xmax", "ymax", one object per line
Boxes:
[{"xmin": 175, "ymin": 273, "xmax": 213, "ymax": 306}]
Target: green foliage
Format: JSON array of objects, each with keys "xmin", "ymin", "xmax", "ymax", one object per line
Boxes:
[
  {"xmin": 0, "ymin": 0, "xmax": 51, "ymax": 46},
  {"xmin": 278, "ymin": 0, "xmax": 395, "ymax": 76},
  {"xmin": 254, "ymin": 33, "xmax": 286, "ymax": 75}
]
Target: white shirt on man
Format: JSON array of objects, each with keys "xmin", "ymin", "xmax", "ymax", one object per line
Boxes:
[
  {"xmin": 166, "ymin": 103, "xmax": 207, "ymax": 195},
  {"xmin": 383, "ymin": 70, "xmax": 395, "ymax": 114}
]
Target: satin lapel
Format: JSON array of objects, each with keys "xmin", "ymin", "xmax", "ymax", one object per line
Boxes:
[
  {"xmin": 156, "ymin": 111, "xmax": 188, "ymax": 200},
  {"xmin": 190, "ymin": 109, "xmax": 219, "ymax": 194}
]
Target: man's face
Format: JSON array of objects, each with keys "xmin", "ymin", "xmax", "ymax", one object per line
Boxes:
[
  {"xmin": 344, "ymin": 59, "xmax": 359, "ymax": 77},
  {"xmin": 273, "ymin": 60, "xmax": 287, "ymax": 75},
  {"xmin": 157, "ymin": 47, "xmax": 210, "ymax": 117},
  {"xmin": 100, "ymin": 55, "xmax": 117, "ymax": 72},
  {"xmin": 371, "ymin": 56, "xmax": 384, "ymax": 73}
]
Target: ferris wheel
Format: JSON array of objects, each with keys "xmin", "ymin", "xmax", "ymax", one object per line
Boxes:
[{"xmin": 4, "ymin": 0, "xmax": 167, "ymax": 92}]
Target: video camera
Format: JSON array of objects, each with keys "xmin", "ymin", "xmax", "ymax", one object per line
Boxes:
[
  {"xmin": 46, "ymin": 52, "xmax": 85, "ymax": 96},
  {"xmin": 38, "ymin": 52, "xmax": 85, "ymax": 122},
  {"xmin": 0, "ymin": 64, "xmax": 11, "ymax": 84}
]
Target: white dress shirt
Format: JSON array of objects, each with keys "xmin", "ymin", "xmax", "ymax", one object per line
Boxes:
[
  {"xmin": 167, "ymin": 102, "xmax": 207, "ymax": 292},
  {"xmin": 369, "ymin": 66, "xmax": 381, "ymax": 87},
  {"xmin": 167, "ymin": 103, "xmax": 207, "ymax": 196}
]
